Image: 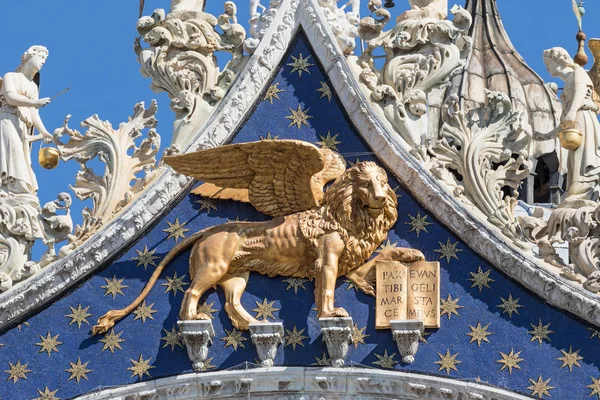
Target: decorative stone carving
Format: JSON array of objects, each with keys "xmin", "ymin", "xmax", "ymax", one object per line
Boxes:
[
  {"xmin": 135, "ymin": 0, "xmax": 247, "ymax": 150},
  {"xmin": 178, "ymin": 320, "xmax": 215, "ymax": 372},
  {"xmin": 52, "ymin": 101, "xmax": 161, "ymax": 247},
  {"xmin": 249, "ymin": 322, "xmax": 284, "ymax": 367},
  {"xmin": 92, "ymin": 139, "xmax": 425, "ymax": 335},
  {"xmin": 0, "ymin": 46, "xmax": 74, "ymax": 292},
  {"xmin": 390, "ymin": 319, "xmax": 423, "ymax": 364},
  {"xmin": 319, "ymin": 317, "xmax": 353, "ymax": 367},
  {"xmin": 429, "ymin": 90, "xmax": 532, "ymax": 246},
  {"xmin": 245, "ymin": 0, "xmax": 283, "ymax": 54},
  {"xmin": 317, "ymin": 0, "xmax": 359, "ymax": 55},
  {"xmin": 355, "ymin": 1, "xmax": 471, "ymax": 149}
]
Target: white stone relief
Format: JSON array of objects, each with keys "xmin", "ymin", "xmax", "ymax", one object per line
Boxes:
[
  {"xmin": 249, "ymin": 322, "xmax": 284, "ymax": 367},
  {"xmin": 354, "ymin": 1, "xmax": 471, "ymax": 150},
  {"xmin": 317, "ymin": 0, "xmax": 359, "ymax": 55},
  {"xmin": 52, "ymin": 101, "xmax": 161, "ymax": 248},
  {"xmin": 430, "ymin": 90, "xmax": 532, "ymax": 246},
  {"xmin": 319, "ymin": 317, "xmax": 353, "ymax": 367},
  {"xmin": 390, "ymin": 319, "xmax": 423, "ymax": 364},
  {"xmin": 245, "ymin": 0, "xmax": 283, "ymax": 54},
  {"xmin": 178, "ymin": 320, "xmax": 215, "ymax": 372},
  {"xmin": 135, "ymin": 0, "xmax": 247, "ymax": 151}
]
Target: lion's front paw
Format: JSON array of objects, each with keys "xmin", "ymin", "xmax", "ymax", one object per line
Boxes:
[{"xmin": 332, "ymin": 307, "xmax": 349, "ymax": 317}]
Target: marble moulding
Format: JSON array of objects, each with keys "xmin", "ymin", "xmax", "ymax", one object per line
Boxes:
[{"xmin": 2, "ymin": 0, "xmax": 600, "ymax": 343}]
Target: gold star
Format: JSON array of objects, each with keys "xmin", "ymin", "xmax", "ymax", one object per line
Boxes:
[
  {"xmin": 260, "ymin": 132, "xmax": 279, "ymax": 140},
  {"xmin": 317, "ymin": 131, "xmax": 341, "ymax": 151},
  {"xmin": 497, "ymin": 294, "xmax": 524, "ymax": 318},
  {"xmin": 469, "ymin": 267, "xmax": 494, "ymax": 292},
  {"xmin": 406, "ymin": 212, "xmax": 432, "ymax": 237},
  {"xmin": 375, "ymin": 240, "xmax": 398, "ymax": 253},
  {"xmin": 440, "ymin": 294, "xmax": 463, "ymax": 319},
  {"xmin": 312, "ymin": 352, "xmax": 330, "ymax": 366},
  {"xmin": 467, "ymin": 322, "xmax": 493, "ymax": 347},
  {"xmin": 221, "ymin": 328, "xmax": 247, "ymax": 350},
  {"xmin": 282, "ymin": 278, "xmax": 309, "ymax": 294},
  {"xmin": 588, "ymin": 327, "xmax": 600, "ymax": 340},
  {"xmin": 17, "ymin": 321, "xmax": 30, "ymax": 332},
  {"xmin": 101, "ymin": 276, "xmax": 127, "ymax": 299},
  {"xmin": 33, "ymin": 386, "xmax": 59, "ymax": 400},
  {"xmin": 35, "ymin": 332, "xmax": 62, "ymax": 356},
  {"xmin": 252, "ymin": 298, "xmax": 279, "ymax": 320},
  {"xmin": 196, "ymin": 198, "xmax": 218, "ymax": 214},
  {"xmin": 284, "ymin": 326, "xmax": 309, "ymax": 350},
  {"xmin": 263, "ymin": 82, "xmax": 284, "ymax": 103},
  {"xmin": 197, "ymin": 300, "xmax": 218, "ymax": 319},
  {"xmin": 528, "ymin": 319, "xmax": 554, "ymax": 345},
  {"xmin": 132, "ymin": 245, "xmax": 159, "ymax": 270},
  {"xmin": 527, "ymin": 375, "xmax": 554, "ymax": 398},
  {"xmin": 99, "ymin": 329, "xmax": 125, "ymax": 353},
  {"xmin": 316, "ymin": 81, "xmax": 332, "ymax": 102},
  {"xmin": 419, "ymin": 331, "xmax": 431, "ymax": 343},
  {"xmin": 588, "ymin": 376, "xmax": 600, "ymax": 399},
  {"xmin": 287, "ymin": 53, "xmax": 313, "ymax": 77},
  {"xmin": 5, "ymin": 360, "xmax": 31, "ymax": 383},
  {"xmin": 352, "ymin": 324, "xmax": 369, "ymax": 349},
  {"xmin": 434, "ymin": 238, "xmax": 462, "ymax": 263},
  {"xmin": 200, "ymin": 356, "xmax": 216, "ymax": 371},
  {"xmin": 435, "ymin": 349, "xmax": 462, "ymax": 375},
  {"xmin": 497, "ymin": 349, "xmax": 524, "ymax": 374},
  {"xmin": 66, "ymin": 304, "xmax": 92, "ymax": 328},
  {"xmin": 557, "ymin": 346, "xmax": 583, "ymax": 371},
  {"xmin": 348, "ymin": 157, "xmax": 361, "ymax": 167},
  {"xmin": 372, "ymin": 349, "xmax": 397, "ymax": 369},
  {"xmin": 285, "ymin": 105, "xmax": 312, "ymax": 129},
  {"xmin": 162, "ymin": 272, "xmax": 188, "ymax": 296},
  {"xmin": 161, "ymin": 326, "xmax": 183, "ymax": 351},
  {"xmin": 344, "ymin": 279, "xmax": 358, "ymax": 291},
  {"xmin": 128, "ymin": 354, "xmax": 154, "ymax": 380},
  {"xmin": 133, "ymin": 300, "xmax": 158, "ymax": 323},
  {"xmin": 66, "ymin": 357, "xmax": 92, "ymax": 384},
  {"xmin": 163, "ymin": 218, "xmax": 190, "ymax": 242}
]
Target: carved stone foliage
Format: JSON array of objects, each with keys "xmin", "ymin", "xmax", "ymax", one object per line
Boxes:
[
  {"xmin": 135, "ymin": 0, "xmax": 247, "ymax": 150},
  {"xmin": 319, "ymin": 317, "xmax": 353, "ymax": 367},
  {"xmin": 317, "ymin": 0, "xmax": 359, "ymax": 55},
  {"xmin": 429, "ymin": 91, "xmax": 532, "ymax": 245},
  {"xmin": 249, "ymin": 322, "xmax": 284, "ymax": 367},
  {"xmin": 356, "ymin": 2, "xmax": 472, "ymax": 149},
  {"xmin": 178, "ymin": 320, "xmax": 215, "ymax": 372},
  {"xmin": 520, "ymin": 204, "xmax": 600, "ymax": 293},
  {"xmin": 391, "ymin": 320, "xmax": 423, "ymax": 364},
  {"xmin": 53, "ymin": 101, "xmax": 161, "ymax": 246}
]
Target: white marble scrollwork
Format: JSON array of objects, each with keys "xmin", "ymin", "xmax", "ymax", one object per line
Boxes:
[
  {"xmin": 53, "ymin": 101, "xmax": 161, "ymax": 248},
  {"xmin": 319, "ymin": 317, "xmax": 353, "ymax": 367},
  {"xmin": 354, "ymin": 1, "xmax": 471, "ymax": 150},
  {"xmin": 178, "ymin": 320, "xmax": 216, "ymax": 372},
  {"xmin": 135, "ymin": 0, "xmax": 247, "ymax": 151},
  {"xmin": 430, "ymin": 90, "xmax": 532, "ymax": 246}
]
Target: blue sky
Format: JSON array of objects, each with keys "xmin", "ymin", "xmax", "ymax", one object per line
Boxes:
[{"xmin": 1, "ymin": 0, "xmax": 598, "ymax": 258}]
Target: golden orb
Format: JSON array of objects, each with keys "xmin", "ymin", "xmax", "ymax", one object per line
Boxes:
[
  {"xmin": 38, "ymin": 146, "xmax": 60, "ymax": 169},
  {"xmin": 558, "ymin": 120, "xmax": 583, "ymax": 150}
]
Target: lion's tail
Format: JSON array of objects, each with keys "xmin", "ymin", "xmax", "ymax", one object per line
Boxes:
[{"xmin": 91, "ymin": 229, "xmax": 207, "ymax": 336}]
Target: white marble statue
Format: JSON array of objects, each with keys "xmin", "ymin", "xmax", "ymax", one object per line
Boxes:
[
  {"xmin": 0, "ymin": 46, "xmax": 53, "ymax": 195},
  {"xmin": 536, "ymin": 47, "xmax": 600, "ymax": 207}
]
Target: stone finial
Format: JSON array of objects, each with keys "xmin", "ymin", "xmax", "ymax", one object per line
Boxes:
[
  {"xmin": 319, "ymin": 317, "xmax": 353, "ymax": 367},
  {"xmin": 390, "ymin": 320, "xmax": 424, "ymax": 364},
  {"xmin": 178, "ymin": 320, "xmax": 215, "ymax": 372},
  {"xmin": 249, "ymin": 322, "xmax": 284, "ymax": 367}
]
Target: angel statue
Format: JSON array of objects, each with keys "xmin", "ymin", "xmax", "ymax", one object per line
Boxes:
[
  {"xmin": 93, "ymin": 140, "xmax": 425, "ymax": 334},
  {"xmin": 0, "ymin": 45, "xmax": 53, "ymax": 196},
  {"xmin": 535, "ymin": 47, "xmax": 600, "ymax": 207}
]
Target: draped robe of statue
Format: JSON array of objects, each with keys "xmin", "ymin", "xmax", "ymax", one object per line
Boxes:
[
  {"xmin": 0, "ymin": 72, "xmax": 40, "ymax": 195},
  {"xmin": 560, "ymin": 66, "xmax": 600, "ymax": 206}
]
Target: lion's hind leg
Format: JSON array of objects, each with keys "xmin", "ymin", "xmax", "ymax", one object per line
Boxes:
[
  {"xmin": 219, "ymin": 272, "xmax": 260, "ymax": 330},
  {"xmin": 179, "ymin": 232, "xmax": 237, "ymax": 321}
]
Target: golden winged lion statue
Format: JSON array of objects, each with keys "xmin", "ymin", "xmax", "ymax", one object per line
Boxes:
[{"xmin": 92, "ymin": 140, "xmax": 424, "ymax": 334}]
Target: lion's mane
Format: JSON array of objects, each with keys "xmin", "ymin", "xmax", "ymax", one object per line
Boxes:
[{"xmin": 299, "ymin": 161, "xmax": 398, "ymax": 275}]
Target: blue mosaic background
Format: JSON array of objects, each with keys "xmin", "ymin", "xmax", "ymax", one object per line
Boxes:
[{"xmin": 1, "ymin": 33, "xmax": 600, "ymax": 400}]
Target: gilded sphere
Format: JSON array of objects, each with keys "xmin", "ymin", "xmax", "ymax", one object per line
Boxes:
[{"xmin": 38, "ymin": 147, "xmax": 60, "ymax": 169}]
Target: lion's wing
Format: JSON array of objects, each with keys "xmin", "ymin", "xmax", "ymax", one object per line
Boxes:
[{"xmin": 165, "ymin": 140, "xmax": 344, "ymax": 217}]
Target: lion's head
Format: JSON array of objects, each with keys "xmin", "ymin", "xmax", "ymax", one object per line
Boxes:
[{"xmin": 321, "ymin": 161, "xmax": 398, "ymax": 271}]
